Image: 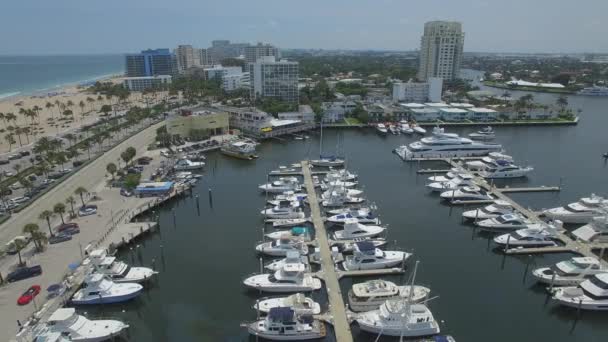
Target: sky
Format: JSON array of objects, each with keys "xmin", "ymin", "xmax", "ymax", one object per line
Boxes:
[{"xmin": 1, "ymin": 0, "xmax": 607, "ymax": 55}]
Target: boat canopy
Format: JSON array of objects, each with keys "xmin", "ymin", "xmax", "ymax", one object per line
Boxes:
[{"xmin": 268, "ymin": 307, "xmax": 295, "ymax": 322}]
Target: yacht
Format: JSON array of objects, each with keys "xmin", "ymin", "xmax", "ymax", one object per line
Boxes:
[
  {"xmin": 87, "ymin": 249, "xmax": 156, "ymax": 283},
  {"xmin": 468, "ymin": 126, "xmax": 495, "ymax": 141},
  {"xmin": 256, "ymin": 237, "xmax": 309, "ymax": 257},
  {"xmin": 389, "ymin": 125, "xmax": 400, "ymax": 135},
  {"xmin": 395, "ymin": 127, "xmax": 502, "ymax": 160},
  {"xmin": 335, "ymin": 238, "xmax": 388, "ymax": 253},
  {"xmin": 173, "ymin": 158, "xmax": 205, "ymax": 171},
  {"xmin": 265, "ymin": 251, "xmax": 310, "ymax": 272},
  {"xmin": 71, "ymin": 274, "xmax": 143, "ymax": 305},
  {"xmin": 327, "ymin": 206, "xmax": 374, "ymax": 215},
  {"xmin": 266, "ymin": 227, "xmax": 310, "ymax": 240},
  {"xmin": 254, "ymin": 293, "xmax": 321, "ymax": 315},
  {"xmin": 268, "ymin": 191, "xmax": 307, "ymax": 206},
  {"xmin": 376, "ymin": 123, "xmax": 388, "ymax": 135},
  {"xmin": 310, "ymin": 156, "xmax": 345, "ymax": 167},
  {"xmin": 400, "ymin": 121, "xmax": 414, "ymax": 134},
  {"xmin": 333, "ymin": 219, "xmax": 386, "ymax": 240},
  {"xmin": 267, "ymin": 199, "xmax": 301, "ymax": 208},
  {"xmin": 426, "ymin": 173, "xmax": 475, "ymax": 192},
  {"xmin": 462, "ymin": 200, "xmax": 514, "ymax": 220},
  {"xmin": 348, "ymin": 280, "xmax": 431, "ymax": 312},
  {"xmin": 246, "ymin": 307, "xmax": 326, "ymax": 340},
  {"xmin": 440, "ymin": 186, "xmax": 493, "ymax": 202},
  {"xmin": 322, "ymin": 180, "xmax": 357, "ymax": 189},
  {"xmin": 35, "ymin": 308, "xmax": 128, "ymax": 342},
  {"xmin": 270, "ymin": 166, "xmax": 298, "ymax": 175},
  {"xmin": 493, "ymin": 228, "xmax": 557, "ymax": 247},
  {"xmin": 412, "ymin": 124, "xmax": 427, "ymax": 135},
  {"xmin": 465, "ymin": 153, "xmax": 513, "ymax": 171},
  {"xmin": 533, "ymin": 257, "xmax": 608, "ymax": 286},
  {"xmin": 552, "ymin": 274, "xmax": 608, "ymax": 310},
  {"xmin": 325, "ymin": 169, "xmax": 358, "ymax": 182},
  {"xmin": 322, "ymin": 187, "xmax": 363, "ymax": 198},
  {"xmin": 572, "ymin": 216, "xmax": 608, "ymax": 243},
  {"xmin": 543, "ymin": 194, "xmax": 608, "ymax": 224},
  {"xmin": 321, "ymin": 190, "xmax": 365, "ymax": 207},
  {"xmin": 259, "ymin": 177, "xmax": 301, "ymax": 193},
  {"xmin": 478, "ymin": 160, "xmax": 534, "ymax": 179},
  {"xmin": 427, "ymin": 168, "xmax": 460, "ymax": 182},
  {"xmin": 270, "ymin": 218, "xmax": 308, "ymax": 228},
  {"xmin": 578, "ymin": 86, "xmax": 608, "ymax": 96},
  {"xmin": 475, "ymin": 213, "xmax": 534, "ymax": 231},
  {"xmin": 243, "ymin": 263, "xmax": 322, "ymax": 293},
  {"xmin": 342, "ymin": 241, "xmax": 410, "ymax": 271},
  {"xmin": 261, "ymin": 206, "xmax": 305, "ymax": 219},
  {"xmin": 220, "ymin": 141, "xmax": 258, "ymax": 160},
  {"xmin": 327, "ymin": 208, "xmax": 379, "ymax": 224}
]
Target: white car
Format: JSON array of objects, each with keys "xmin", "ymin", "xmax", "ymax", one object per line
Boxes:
[{"xmin": 9, "ymin": 196, "xmax": 30, "ymax": 205}]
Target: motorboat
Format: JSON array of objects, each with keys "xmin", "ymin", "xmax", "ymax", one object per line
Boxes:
[
  {"xmin": 333, "ymin": 219, "xmax": 385, "ymax": 240},
  {"xmin": 321, "ymin": 180, "xmax": 358, "ymax": 189},
  {"xmin": 269, "ymin": 166, "xmax": 297, "ymax": 175},
  {"xmin": 543, "ymin": 194, "xmax": 608, "ymax": 224},
  {"xmin": 376, "ymin": 123, "xmax": 388, "ymax": 135},
  {"xmin": 475, "ymin": 213, "xmax": 534, "ymax": 231},
  {"xmin": 265, "ymin": 251, "xmax": 310, "ymax": 272},
  {"xmin": 266, "ymin": 227, "xmax": 311, "ymax": 240},
  {"xmin": 325, "ymin": 169, "xmax": 357, "ymax": 182},
  {"xmin": 246, "ymin": 307, "xmax": 326, "ymax": 340},
  {"xmin": 389, "ymin": 125, "xmax": 400, "ymax": 135},
  {"xmin": 87, "ymin": 249, "xmax": 156, "ymax": 283},
  {"xmin": 348, "ymin": 280, "xmax": 431, "ymax": 312},
  {"xmin": 243, "ymin": 263, "xmax": 322, "ymax": 293},
  {"xmin": 259, "ymin": 177, "xmax": 301, "ymax": 193},
  {"xmin": 321, "ymin": 190, "xmax": 365, "ymax": 207},
  {"xmin": 267, "ymin": 199, "xmax": 301, "ymax": 208},
  {"xmin": 261, "ymin": 206, "xmax": 305, "ymax": 219},
  {"xmin": 334, "ymin": 238, "xmax": 388, "ymax": 253},
  {"xmin": 468, "ymin": 126, "xmax": 496, "ymax": 141},
  {"xmin": 395, "ymin": 127, "xmax": 502, "ymax": 160},
  {"xmin": 533, "ymin": 257, "xmax": 608, "ymax": 286},
  {"xmin": 426, "ymin": 173, "xmax": 475, "ymax": 192},
  {"xmin": 412, "ymin": 125, "xmax": 427, "ymax": 135},
  {"xmin": 552, "ymin": 274, "xmax": 608, "ymax": 311},
  {"xmin": 321, "ymin": 187, "xmax": 363, "ymax": 198},
  {"xmin": 254, "ymin": 293, "xmax": 321, "ymax": 315},
  {"xmin": 440, "ymin": 186, "xmax": 493, "ymax": 202},
  {"xmin": 221, "ymin": 141, "xmax": 258, "ymax": 160},
  {"xmin": 578, "ymin": 85, "xmax": 608, "ymax": 96},
  {"xmin": 478, "ymin": 160, "xmax": 533, "ymax": 179},
  {"xmin": 327, "ymin": 206, "xmax": 374, "ymax": 215},
  {"xmin": 327, "ymin": 208, "xmax": 379, "ymax": 224},
  {"xmin": 173, "ymin": 158, "xmax": 205, "ymax": 171},
  {"xmin": 35, "ymin": 308, "xmax": 128, "ymax": 342},
  {"xmin": 71, "ymin": 274, "xmax": 143, "ymax": 305},
  {"xmin": 256, "ymin": 237, "xmax": 309, "ymax": 257},
  {"xmin": 493, "ymin": 228, "xmax": 557, "ymax": 247},
  {"xmin": 400, "ymin": 121, "xmax": 413, "ymax": 134},
  {"xmin": 342, "ymin": 241, "xmax": 410, "ymax": 271},
  {"xmin": 427, "ymin": 168, "xmax": 460, "ymax": 183},
  {"xmin": 572, "ymin": 216, "xmax": 608, "ymax": 243},
  {"xmin": 310, "ymin": 156, "xmax": 345, "ymax": 167},
  {"xmin": 268, "ymin": 191, "xmax": 307, "ymax": 206},
  {"xmin": 462, "ymin": 200, "xmax": 514, "ymax": 220},
  {"xmin": 465, "ymin": 153, "xmax": 513, "ymax": 171},
  {"xmin": 270, "ymin": 218, "xmax": 308, "ymax": 228}
]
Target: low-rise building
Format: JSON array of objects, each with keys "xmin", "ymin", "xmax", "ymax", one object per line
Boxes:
[
  {"xmin": 410, "ymin": 108, "xmax": 440, "ymax": 122},
  {"xmin": 321, "ymin": 101, "xmax": 358, "ymax": 123},
  {"xmin": 214, "ymin": 105, "xmax": 314, "ymax": 139},
  {"xmin": 392, "ymin": 77, "xmax": 442, "ymax": 103},
  {"xmin": 123, "ymin": 75, "xmax": 172, "ymax": 91},
  {"xmin": 278, "ymin": 105, "xmax": 315, "ymax": 123},
  {"xmin": 439, "ymin": 107, "xmax": 470, "ymax": 121},
  {"xmin": 469, "ymin": 107, "xmax": 498, "ymax": 121},
  {"xmin": 166, "ymin": 108, "xmax": 229, "ymax": 138},
  {"xmin": 222, "ymin": 72, "xmax": 250, "ymax": 92}
]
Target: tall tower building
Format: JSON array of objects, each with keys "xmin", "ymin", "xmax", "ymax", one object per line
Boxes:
[
  {"xmin": 245, "ymin": 42, "xmax": 280, "ymax": 63},
  {"xmin": 176, "ymin": 45, "xmax": 201, "ymax": 72},
  {"xmin": 125, "ymin": 49, "xmax": 177, "ymax": 77},
  {"xmin": 417, "ymin": 21, "xmax": 464, "ymax": 81}
]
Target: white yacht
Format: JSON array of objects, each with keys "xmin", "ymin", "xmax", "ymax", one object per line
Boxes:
[
  {"xmin": 243, "ymin": 263, "xmax": 322, "ymax": 293},
  {"xmin": 259, "ymin": 177, "xmax": 301, "ymax": 193},
  {"xmin": 400, "ymin": 121, "xmax": 414, "ymax": 134},
  {"xmin": 468, "ymin": 126, "xmax": 495, "ymax": 141},
  {"xmin": 270, "ymin": 218, "xmax": 308, "ymax": 228},
  {"xmin": 333, "ymin": 219, "xmax": 385, "ymax": 240},
  {"xmin": 321, "ymin": 187, "xmax": 363, "ymax": 198},
  {"xmin": 552, "ymin": 274, "xmax": 608, "ymax": 311},
  {"xmin": 327, "ymin": 206, "xmax": 374, "ymax": 215},
  {"xmin": 254, "ymin": 293, "xmax": 321, "ymax": 315},
  {"xmin": 572, "ymin": 216, "xmax": 608, "ymax": 243},
  {"xmin": 220, "ymin": 140, "xmax": 258, "ymax": 160},
  {"xmin": 412, "ymin": 125, "xmax": 427, "ymax": 135},
  {"xmin": 465, "ymin": 153, "xmax": 513, "ymax": 171},
  {"xmin": 35, "ymin": 308, "xmax": 128, "ymax": 342},
  {"xmin": 440, "ymin": 186, "xmax": 493, "ymax": 202},
  {"xmin": 478, "ymin": 160, "xmax": 533, "ymax": 179},
  {"xmin": 321, "ymin": 190, "xmax": 365, "ymax": 207},
  {"xmin": 376, "ymin": 123, "xmax": 388, "ymax": 135},
  {"xmin": 543, "ymin": 194, "xmax": 608, "ymax": 224},
  {"xmin": 267, "ymin": 199, "xmax": 301, "ymax": 208},
  {"xmin": 268, "ymin": 192, "xmax": 307, "ymax": 206},
  {"xmin": 578, "ymin": 86, "xmax": 608, "ymax": 96},
  {"xmin": 348, "ymin": 280, "xmax": 431, "ymax": 312},
  {"xmin": 335, "ymin": 239, "xmax": 388, "ymax": 253},
  {"xmin": 261, "ymin": 206, "xmax": 305, "ymax": 219},
  {"xmin": 71, "ymin": 274, "xmax": 143, "ymax": 305},
  {"xmin": 426, "ymin": 173, "xmax": 475, "ymax": 192},
  {"xmin": 87, "ymin": 249, "xmax": 156, "ymax": 283},
  {"xmin": 395, "ymin": 127, "xmax": 502, "ymax": 160},
  {"xmin": 475, "ymin": 213, "xmax": 534, "ymax": 231},
  {"xmin": 389, "ymin": 125, "xmax": 400, "ymax": 135},
  {"xmin": 173, "ymin": 158, "xmax": 205, "ymax": 171},
  {"xmin": 266, "ymin": 227, "xmax": 310, "ymax": 240},
  {"xmin": 321, "ymin": 180, "xmax": 358, "ymax": 189},
  {"xmin": 533, "ymin": 257, "xmax": 608, "ymax": 286},
  {"xmin": 256, "ymin": 237, "xmax": 309, "ymax": 257},
  {"xmin": 342, "ymin": 241, "xmax": 410, "ymax": 271},
  {"xmin": 493, "ymin": 228, "xmax": 557, "ymax": 247},
  {"xmin": 325, "ymin": 169, "xmax": 357, "ymax": 182},
  {"xmin": 327, "ymin": 208, "xmax": 379, "ymax": 224},
  {"xmin": 310, "ymin": 156, "xmax": 345, "ymax": 167},
  {"xmin": 265, "ymin": 251, "xmax": 310, "ymax": 272},
  {"xmin": 246, "ymin": 307, "xmax": 326, "ymax": 340},
  {"xmin": 462, "ymin": 200, "xmax": 514, "ymax": 220},
  {"xmin": 427, "ymin": 168, "xmax": 460, "ymax": 182}
]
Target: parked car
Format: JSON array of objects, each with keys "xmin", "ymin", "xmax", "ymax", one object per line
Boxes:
[
  {"xmin": 49, "ymin": 233, "xmax": 72, "ymax": 244},
  {"xmin": 72, "ymin": 160, "xmax": 84, "ymax": 167},
  {"xmin": 8, "ymin": 154, "xmax": 21, "ymax": 160},
  {"xmin": 78, "ymin": 204, "xmax": 97, "ymax": 217},
  {"xmin": 0, "ymin": 159, "xmax": 9, "ymax": 165},
  {"xmin": 17, "ymin": 285, "xmax": 41, "ymax": 305},
  {"xmin": 9, "ymin": 196, "xmax": 30, "ymax": 205},
  {"xmin": 34, "ymin": 155, "xmax": 43, "ymax": 162},
  {"xmin": 9, "ymin": 183, "xmax": 22, "ymax": 191},
  {"xmin": 120, "ymin": 188, "xmax": 133, "ymax": 197},
  {"xmin": 47, "ymin": 172, "xmax": 64, "ymax": 180},
  {"xmin": 19, "ymin": 151, "xmax": 31, "ymax": 157},
  {"xmin": 41, "ymin": 178, "xmax": 56, "ymax": 186},
  {"xmin": 1, "ymin": 188, "xmax": 13, "ymax": 196},
  {"xmin": 61, "ymin": 227, "xmax": 80, "ymax": 235},
  {"xmin": 127, "ymin": 168, "xmax": 141, "ymax": 174},
  {"xmin": 59, "ymin": 168, "xmax": 72, "ymax": 174},
  {"xmin": 27, "ymin": 175, "xmax": 37, "ymax": 182},
  {"xmin": 6, "ymin": 265, "xmax": 42, "ymax": 283},
  {"xmin": 56, "ymin": 222, "xmax": 79, "ymax": 233}
]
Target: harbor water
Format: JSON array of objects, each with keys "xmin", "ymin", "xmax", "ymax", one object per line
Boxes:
[{"xmin": 85, "ymin": 82, "xmax": 607, "ymax": 341}]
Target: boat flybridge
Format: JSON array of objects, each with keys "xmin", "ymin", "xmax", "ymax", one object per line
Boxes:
[
  {"xmin": 478, "ymin": 159, "xmax": 533, "ymax": 179},
  {"xmin": 254, "ymin": 293, "xmax": 321, "ymax": 315},
  {"xmin": 265, "ymin": 251, "xmax": 310, "ymax": 272},
  {"xmin": 440, "ymin": 185, "xmax": 493, "ymax": 202},
  {"xmin": 468, "ymin": 126, "xmax": 496, "ymax": 141},
  {"xmin": 572, "ymin": 216, "xmax": 608, "ymax": 243},
  {"xmin": 533, "ymin": 257, "xmax": 608, "ymax": 286},
  {"xmin": 259, "ymin": 177, "xmax": 301, "ymax": 193},
  {"xmin": 462, "ymin": 200, "xmax": 514, "ymax": 220},
  {"xmin": 71, "ymin": 273, "xmax": 143, "ymax": 305},
  {"xmin": 395, "ymin": 126, "xmax": 502, "ymax": 160},
  {"xmin": 493, "ymin": 227, "xmax": 558, "ymax": 247},
  {"xmin": 256, "ymin": 236, "xmax": 309, "ymax": 257},
  {"xmin": 35, "ymin": 308, "xmax": 129, "ymax": 342},
  {"xmin": 465, "ymin": 153, "xmax": 513, "ymax": 171},
  {"xmin": 342, "ymin": 241, "xmax": 410, "ymax": 271},
  {"xmin": 261, "ymin": 205, "xmax": 305, "ymax": 219},
  {"xmin": 327, "ymin": 208, "xmax": 379, "ymax": 224},
  {"xmin": 246, "ymin": 306, "xmax": 326, "ymax": 340},
  {"xmin": 243, "ymin": 263, "xmax": 322, "ymax": 293},
  {"xmin": 427, "ymin": 173, "xmax": 475, "ymax": 192},
  {"xmin": 552, "ymin": 273, "xmax": 608, "ymax": 311},
  {"xmin": 86, "ymin": 249, "xmax": 157, "ymax": 283},
  {"xmin": 475, "ymin": 213, "xmax": 535, "ymax": 231},
  {"xmin": 333, "ymin": 218, "xmax": 386, "ymax": 240},
  {"xmin": 543, "ymin": 194, "xmax": 608, "ymax": 224},
  {"xmin": 347, "ymin": 279, "xmax": 431, "ymax": 312}
]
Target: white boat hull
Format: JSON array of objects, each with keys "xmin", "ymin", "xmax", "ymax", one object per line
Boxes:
[
  {"xmin": 357, "ymin": 319, "xmax": 440, "ymax": 337},
  {"xmin": 254, "ymin": 297, "xmax": 321, "ymax": 315},
  {"xmin": 348, "ymin": 285, "xmax": 431, "ymax": 312},
  {"xmin": 244, "ymin": 275, "xmax": 322, "ymax": 293},
  {"xmin": 247, "ymin": 322, "xmax": 325, "ymax": 340},
  {"xmin": 532, "ymin": 268, "xmax": 592, "ymax": 286},
  {"xmin": 542, "ymin": 211, "xmax": 597, "ymax": 224}
]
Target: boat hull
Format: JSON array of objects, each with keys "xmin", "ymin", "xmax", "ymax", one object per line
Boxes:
[
  {"xmin": 71, "ymin": 290, "xmax": 142, "ymax": 305},
  {"xmin": 221, "ymin": 148, "xmax": 258, "ymax": 160},
  {"xmin": 357, "ymin": 320, "xmax": 440, "ymax": 337},
  {"xmin": 247, "ymin": 323, "xmax": 325, "ymax": 340}
]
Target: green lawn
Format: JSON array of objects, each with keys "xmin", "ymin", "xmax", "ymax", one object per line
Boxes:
[{"xmin": 344, "ymin": 118, "xmax": 362, "ymax": 125}]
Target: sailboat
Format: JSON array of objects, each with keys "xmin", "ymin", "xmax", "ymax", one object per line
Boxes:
[{"xmin": 310, "ymin": 117, "xmax": 345, "ymax": 167}]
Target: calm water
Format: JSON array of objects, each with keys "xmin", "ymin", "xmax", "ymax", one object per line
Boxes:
[
  {"xmin": 0, "ymin": 55, "xmax": 124, "ymax": 99},
  {"xmin": 84, "ymin": 72, "xmax": 608, "ymax": 341}
]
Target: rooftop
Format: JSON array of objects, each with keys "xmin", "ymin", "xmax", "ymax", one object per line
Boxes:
[
  {"xmin": 424, "ymin": 102, "xmax": 450, "ymax": 108},
  {"xmin": 439, "ymin": 108, "xmax": 469, "ymax": 113}
]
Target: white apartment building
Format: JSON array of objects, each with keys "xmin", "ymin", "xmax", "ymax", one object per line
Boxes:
[
  {"xmin": 204, "ymin": 65, "xmax": 243, "ymax": 79},
  {"xmin": 249, "ymin": 56, "xmax": 299, "ymax": 105},
  {"xmin": 418, "ymin": 21, "xmax": 465, "ymax": 81},
  {"xmin": 392, "ymin": 77, "xmax": 443, "ymax": 103},
  {"xmin": 123, "ymin": 75, "xmax": 172, "ymax": 91},
  {"xmin": 244, "ymin": 42, "xmax": 280, "ymax": 63},
  {"xmin": 176, "ymin": 45, "xmax": 201, "ymax": 72},
  {"xmin": 204, "ymin": 65, "xmax": 249, "ymax": 92}
]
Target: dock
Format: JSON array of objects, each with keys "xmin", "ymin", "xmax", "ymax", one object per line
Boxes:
[{"xmin": 301, "ymin": 161, "xmax": 354, "ymax": 342}]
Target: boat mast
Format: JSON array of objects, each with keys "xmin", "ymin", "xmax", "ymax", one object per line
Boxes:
[{"xmin": 319, "ymin": 118, "xmax": 323, "ymax": 158}]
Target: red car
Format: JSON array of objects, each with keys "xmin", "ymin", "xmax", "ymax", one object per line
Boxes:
[{"xmin": 17, "ymin": 285, "xmax": 41, "ymax": 305}]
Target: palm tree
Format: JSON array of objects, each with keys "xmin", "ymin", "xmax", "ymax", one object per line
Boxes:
[
  {"xmin": 75, "ymin": 186, "xmax": 88, "ymax": 207},
  {"xmin": 39, "ymin": 210, "xmax": 55, "ymax": 237},
  {"xmin": 45, "ymin": 102, "xmax": 55, "ymax": 119},
  {"xmin": 557, "ymin": 95, "xmax": 568, "ymax": 109},
  {"xmin": 53, "ymin": 202, "xmax": 66, "ymax": 224},
  {"xmin": 7, "ymin": 239, "xmax": 27, "ymax": 266},
  {"xmin": 23, "ymin": 223, "xmax": 42, "ymax": 251},
  {"xmin": 82, "ymin": 140, "xmax": 91, "ymax": 160},
  {"xmin": 13, "ymin": 126, "xmax": 23, "ymax": 147},
  {"xmin": 0, "ymin": 112, "xmax": 5, "ymax": 128},
  {"xmin": 32, "ymin": 105, "xmax": 41, "ymax": 122},
  {"xmin": 106, "ymin": 162, "xmax": 117, "ymax": 179},
  {"xmin": 66, "ymin": 196, "xmax": 77, "ymax": 218},
  {"xmin": 78, "ymin": 100, "xmax": 86, "ymax": 120},
  {"xmin": 4, "ymin": 133, "xmax": 15, "ymax": 152},
  {"xmin": 64, "ymin": 133, "xmax": 76, "ymax": 148},
  {"xmin": 86, "ymin": 97, "xmax": 95, "ymax": 112}
]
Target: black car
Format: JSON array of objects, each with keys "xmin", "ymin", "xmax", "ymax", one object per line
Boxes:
[
  {"xmin": 6, "ymin": 265, "xmax": 42, "ymax": 283},
  {"xmin": 27, "ymin": 175, "xmax": 37, "ymax": 182},
  {"xmin": 19, "ymin": 151, "xmax": 31, "ymax": 157},
  {"xmin": 47, "ymin": 172, "xmax": 64, "ymax": 180},
  {"xmin": 72, "ymin": 160, "xmax": 84, "ymax": 167},
  {"xmin": 0, "ymin": 159, "xmax": 9, "ymax": 165},
  {"xmin": 49, "ymin": 233, "xmax": 72, "ymax": 244}
]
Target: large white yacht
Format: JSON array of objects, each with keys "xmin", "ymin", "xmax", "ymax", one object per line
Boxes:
[
  {"xmin": 256, "ymin": 237, "xmax": 309, "ymax": 257},
  {"xmin": 426, "ymin": 173, "xmax": 475, "ymax": 192},
  {"xmin": 321, "ymin": 180, "xmax": 358, "ymax": 190},
  {"xmin": 35, "ymin": 308, "xmax": 128, "ymax": 342},
  {"xmin": 259, "ymin": 177, "xmax": 301, "ymax": 193},
  {"xmin": 87, "ymin": 249, "xmax": 157, "ymax": 283},
  {"xmin": 475, "ymin": 213, "xmax": 535, "ymax": 231},
  {"xmin": 440, "ymin": 186, "xmax": 493, "ymax": 202},
  {"xmin": 572, "ymin": 216, "xmax": 608, "ymax": 243},
  {"xmin": 533, "ymin": 257, "xmax": 608, "ymax": 286},
  {"xmin": 462, "ymin": 200, "xmax": 514, "ymax": 220},
  {"xmin": 254, "ymin": 293, "xmax": 321, "ymax": 315},
  {"xmin": 246, "ymin": 307, "xmax": 326, "ymax": 340},
  {"xmin": 333, "ymin": 219, "xmax": 386, "ymax": 240},
  {"xmin": 543, "ymin": 194, "xmax": 608, "ymax": 224},
  {"xmin": 71, "ymin": 274, "xmax": 143, "ymax": 305},
  {"xmin": 342, "ymin": 241, "xmax": 410, "ymax": 271},
  {"xmin": 243, "ymin": 263, "xmax": 322, "ymax": 293},
  {"xmin": 348, "ymin": 280, "xmax": 431, "ymax": 312},
  {"xmin": 552, "ymin": 274, "xmax": 608, "ymax": 311},
  {"xmin": 321, "ymin": 189, "xmax": 365, "ymax": 207},
  {"xmin": 493, "ymin": 228, "xmax": 558, "ymax": 247},
  {"xmin": 395, "ymin": 127, "xmax": 502, "ymax": 160}
]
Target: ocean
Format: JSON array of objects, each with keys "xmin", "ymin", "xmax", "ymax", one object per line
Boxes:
[{"xmin": 0, "ymin": 54, "xmax": 124, "ymax": 100}]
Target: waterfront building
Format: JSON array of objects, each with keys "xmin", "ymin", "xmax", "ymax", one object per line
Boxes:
[
  {"xmin": 166, "ymin": 108, "xmax": 229, "ymax": 138},
  {"xmin": 439, "ymin": 107, "xmax": 470, "ymax": 121},
  {"xmin": 322, "ymin": 101, "xmax": 358, "ymax": 123},
  {"xmin": 410, "ymin": 108, "xmax": 440, "ymax": 122},
  {"xmin": 278, "ymin": 105, "xmax": 315, "ymax": 123},
  {"xmin": 249, "ymin": 56, "xmax": 299, "ymax": 105},
  {"xmin": 123, "ymin": 75, "xmax": 172, "ymax": 91},
  {"xmin": 392, "ymin": 77, "xmax": 443, "ymax": 103},
  {"xmin": 418, "ymin": 21, "xmax": 465, "ymax": 81},
  {"xmin": 176, "ymin": 45, "xmax": 201, "ymax": 72},
  {"xmin": 245, "ymin": 42, "xmax": 280, "ymax": 63},
  {"xmin": 125, "ymin": 49, "xmax": 177, "ymax": 77},
  {"xmin": 214, "ymin": 105, "xmax": 314, "ymax": 138},
  {"xmin": 469, "ymin": 107, "xmax": 498, "ymax": 121}
]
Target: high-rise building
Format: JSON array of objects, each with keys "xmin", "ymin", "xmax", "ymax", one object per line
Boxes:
[
  {"xmin": 125, "ymin": 49, "xmax": 177, "ymax": 77},
  {"xmin": 199, "ymin": 48, "xmax": 212, "ymax": 66},
  {"xmin": 244, "ymin": 42, "xmax": 280, "ymax": 63},
  {"xmin": 417, "ymin": 21, "xmax": 465, "ymax": 81},
  {"xmin": 176, "ymin": 45, "xmax": 201, "ymax": 72},
  {"xmin": 249, "ymin": 56, "xmax": 299, "ymax": 105}
]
